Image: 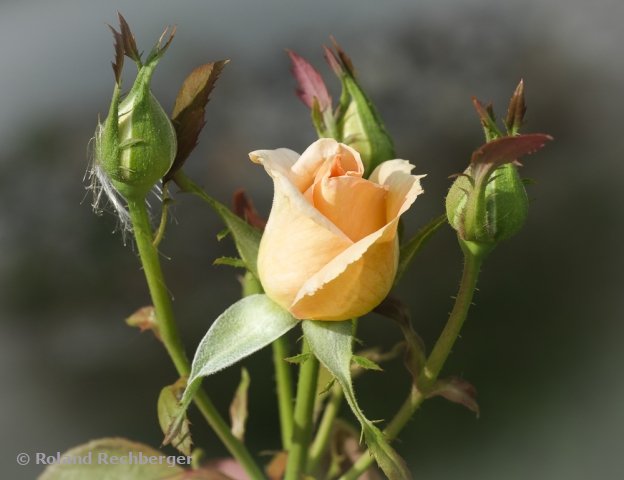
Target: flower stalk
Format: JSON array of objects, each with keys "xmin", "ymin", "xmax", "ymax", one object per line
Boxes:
[
  {"xmin": 126, "ymin": 198, "xmax": 266, "ymax": 480},
  {"xmin": 339, "ymin": 246, "xmax": 484, "ymax": 480},
  {"xmin": 284, "ymin": 340, "xmax": 320, "ymax": 480},
  {"xmin": 307, "ymin": 382, "xmax": 344, "ymax": 473},
  {"xmin": 242, "ymin": 272, "xmax": 295, "ymax": 450}
]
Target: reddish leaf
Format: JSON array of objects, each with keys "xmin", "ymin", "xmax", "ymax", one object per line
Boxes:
[
  {"xmin": 165, "ymin": 60, "xmax": 229, "ymax": 182},
  {"xmin": 427, "ymin": 376, "xmax": 480, "ymax": 417},
  {"xmin": 107, "ymin": 25, "xmax": 125, "ymax": 83},
  {"xmin": 505, "ymin": 79, "xmax": 527, "ymax": 135},
  {"xmin": 323, "ymin": 45, "xmax": 342, "ymax": 76},
  {"xmin": 117, "ymin": 13, "xmax": 142, "ymax": 63},
  {"xmin": 374, "ymin": 296, "xmax": 426, "ymax": 387},
  {"xmin": 472, "ymin": 97, "xmax": 502, "ymax": 140},
  {"xmin": 266, "ymin": 452, "xmax": 288, "ymax": 480},
  {"xmin": 471, "ymin": 133, "xmax": 553, "ymax": 180},
  {"xmin": 125, "ymin": 306, "xmax": 160, "ymax": 340},
  {"xmin": 287, "ymin": 50, "xmax": 331, "ymax": 111},
  {"xmin": 329, "ymin": 36, "xmax": 355, "ymax": 76},
  {"xmin": 233, "ymin": 189, "xmax": 266, "ymax": 230}
]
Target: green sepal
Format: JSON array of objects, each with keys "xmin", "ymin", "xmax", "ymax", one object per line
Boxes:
[
  {"xmin": 325, "ymin": 44, "xmax": 395, "ymax": 175},
  {"xmin": 337, "ymin": 74, "xmax": 396, "ymax": 176},
  {"xmin": 302, "ymin": 320, "xmax": 412, "ymax": 480}
]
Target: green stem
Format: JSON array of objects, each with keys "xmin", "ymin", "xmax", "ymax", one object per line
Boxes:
[
  {"xmin": 273, "ymin": 336, "xmax": 295, "ymax": 450},
  {"xmin": 307, "ymin": 384, "xmax": 343, "ymax": 473},
  {"xmin": 242, "ymin": 272, "xmax": 295, "ymax": 450},
  {"xmin": 420, "ymin": 246, "xmax": 483, "ymax": 387},
  {"xmin": 127, "ymin": 197, "xmax": 189, "ymax": 374},
  {"xmin": 284, "ymin": 340, "xmax": 320, "ymax": 480},
  {"xmin": 126, "ymin": 197, "xmax": 266, "ymax": 480},
  {"xmin": 339, "ymin": 247, "xmax": 484, "ymax": 480}
]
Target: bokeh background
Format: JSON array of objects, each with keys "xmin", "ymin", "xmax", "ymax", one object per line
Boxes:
[{"xmin": 1, "ymin": 0, "xmax": 623, "ymax": 478}]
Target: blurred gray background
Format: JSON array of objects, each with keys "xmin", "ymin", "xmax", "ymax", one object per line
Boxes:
[{"xmin": 1, "ymin": 0, "xmax": 623, "ymax": 478}]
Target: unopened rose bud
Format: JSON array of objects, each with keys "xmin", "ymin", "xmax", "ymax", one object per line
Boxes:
[
  {"xmin": 250, "ymin": 139, "xmax": 424, "ymax": 321},
  {"xmin": 324, "ymin": 44, "xmax": 395, "ymax": 176},
  {"xmin": 96, "ymin": 21, "xmax": 177, "ymax": 200},
  {"xmin": 446, "ymin": 134, "xmax": 551, "ymax": 256}
]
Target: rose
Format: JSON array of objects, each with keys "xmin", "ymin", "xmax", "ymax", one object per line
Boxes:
[{"xmin": 249, "ymin": 138, "xmax": 424, "ymax": 321}]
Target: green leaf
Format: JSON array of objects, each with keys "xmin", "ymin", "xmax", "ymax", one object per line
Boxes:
[
  {"xmin": 396, "ymin": 214, "xmax": 447, "ymax": 284},
  {"xmin": 352, "ymin": 355, "xmax": 383, "ymax": 371},
  {"xmin": 178, "ymin": 295, "xmax": 299, "ymax": 417},
  {"xmin": 284, "ymin": 352, "xmax": 312, "ymax": 364},
  {"xmin": 158, "ymin": 379, "xmax": 192, "ymax": 456},
  {"xmin": 229, "ymin": 368, "xmax": 251, "ymax": 441},
  {"xmin": 302, "ymin": 320, "xmax": 412, "ymax": 480},
  {"xmin": 174, "ymin": 172, "xmax": 262, "ymax": 279},
  {"xmin": 216, "ymin": 228, "xmax": 230, "ymax": 241},
  {"xmin": 213, "ymin": 256, "xmax": 246, "ymax": 269},
  {"xmin": 38, "ymin": 438, "xmax": 188, "ymax": 480}
]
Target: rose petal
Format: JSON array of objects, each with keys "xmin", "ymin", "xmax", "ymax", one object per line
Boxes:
[
  {"xmin": 249, "ymin": 147, "xmax": 300, "ymax": 182},
  {"xmin": 314, "ymin": 175, "xmax": 388, "ymax": 242},
  {"xmin": 291, "ymin": 138, "xmax": 364, "ymax": 192},
  {"xmin": 250, "ymin": 148, "xmax": 353, "ymax": 311},
  {"xmin": 370, "ymin": 159, "xmax": 425, "ymax": 219},
  {"xmin": 290, "ymin": 219, "xmax": 399, "ymax": 320},
  {"xmin": 251, "ymin": 141, "xmax": 425, "ymax": 322},
  {"xmin": 290, "ymin": 160, "xmax": 424, "ymax": 320}
]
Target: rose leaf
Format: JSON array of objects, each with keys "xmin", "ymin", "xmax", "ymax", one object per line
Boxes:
[
  {"xmin": 158, "ymin": 378, "xmax": 193, "ymax": 456},
  {"xmin": 175, "ymin": 295, "xmax": 299, "ymax": 428},
  {"xmin": 302, "ymin": 320, "xmax": 412, "ymax": 480}
]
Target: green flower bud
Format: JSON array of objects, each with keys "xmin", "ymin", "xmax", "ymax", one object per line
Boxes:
[
  {"xmin": 95, "ymin": 18, "xmax": 177, "ymax": 201},
  {"xmin": 96, "ymin": 60, "xmax": 176, "ymax": 200},
  {"xmin": 446, "ymin": 134, "xmax": 551, "ymax": 256},
  {"xmin": 324, "ymin": 44, "xmax": 395, "ymax": 176},
  {"xmin": 446, "ymin": 163, "xmax": 527, "ymax": 253}
]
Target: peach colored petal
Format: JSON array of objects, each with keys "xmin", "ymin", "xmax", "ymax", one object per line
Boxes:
[
  {"xmin": 313, "ymin": 175, "xmax": 388, "ymax": 242},
  {"xmin": 249, "ymin": 147, "xmax": 300, "ymax": 182},
  {"xmin": 290, "ymin": 219, "xmax": 399, "ymax": 320},
  {"xmin": 370, "ymin": 159, "xmax": 425, "ymax": 220},
  {"xmin": 291, "ymin": 139, "xmax": 364, "ymax": 192},
  {"xmin": 250, "ymin": 148, "xmax": 353, "ymax": 311},
  {"xmin": 250, "ymin": 140, "xmax": 425, "ymax": 322}
]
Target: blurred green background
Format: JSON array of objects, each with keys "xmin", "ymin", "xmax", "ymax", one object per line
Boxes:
[{"xmin": 1, "ymin": 0, "xmax": 622, "ymax": 478}]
